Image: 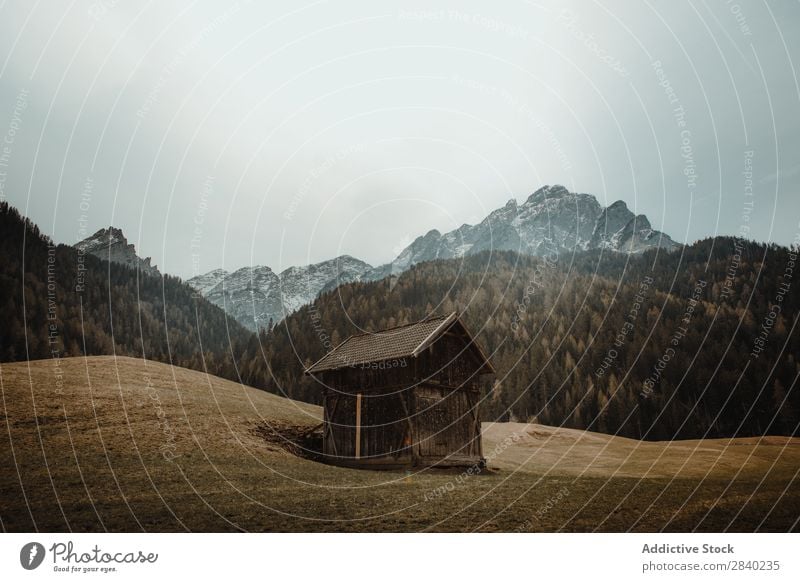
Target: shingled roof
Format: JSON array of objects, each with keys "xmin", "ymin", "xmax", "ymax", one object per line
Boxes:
[{"xmin": 305, "ymin": 312, "xmax": 492, "ymax": 374}]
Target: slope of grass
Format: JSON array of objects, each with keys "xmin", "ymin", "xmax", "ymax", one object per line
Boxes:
[{"xmin": 1, "ymin": 357, "xmax": 797, "ymax": 532}]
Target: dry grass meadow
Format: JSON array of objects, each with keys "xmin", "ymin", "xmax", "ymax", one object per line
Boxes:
[{"xmin": 1, "ymin": 356, "xmax": 798, "ymax": 532}]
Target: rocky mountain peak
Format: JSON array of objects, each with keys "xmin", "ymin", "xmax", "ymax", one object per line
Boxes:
[
  {"xmin": 74, "ymin": 227, "xmax": 160, "ymax": 276},
  {"xmin": 630, "ymin": 214, "xmax": 652, "ymax": 231},
  {"xmin": 525, "ymin": 184, "xmax": 570, "ymax": 205},
  {"xmin": 373, "ymin": 186, "xmax": 679, "ymax": 275}
]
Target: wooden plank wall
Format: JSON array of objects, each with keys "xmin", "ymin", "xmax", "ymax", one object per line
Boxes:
[
  {"xmin": 319, "ymin": 325, "xmax": 488, "ymax": 465},
  {"xmin": 324, "ymin": 391, "xmax": 411, "ymax": 461},
  {"xmin": 415, "ymin": 384, "xmax": 480, "ymax": 459}
]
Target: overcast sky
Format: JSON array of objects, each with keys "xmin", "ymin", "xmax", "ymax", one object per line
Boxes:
[{"xmin": 1, "ymin": 0, "xmax": 798, "ymax": 278}]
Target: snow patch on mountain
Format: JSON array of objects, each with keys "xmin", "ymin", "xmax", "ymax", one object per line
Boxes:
[
  {"xmin": 188, "ymin": 255, "xmax": 373, "ymax": 331},
  {"xmin": 188, "ymin": 185, "xmax": 679, "ymax": 331},
  {"xmin": 365, "ymin": 185, "xmax": 679, "ymax": 279}
]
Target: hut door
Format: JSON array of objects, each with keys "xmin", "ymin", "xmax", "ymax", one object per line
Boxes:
[
  {"xmin": 416, "ymin": 387, "xmax": 450, "ymax": 457},
  {"xmin": 416, "ymin": 385, "xmax": 475, "ymax": 459}
]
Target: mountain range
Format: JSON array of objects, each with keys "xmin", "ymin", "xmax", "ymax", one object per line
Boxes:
[
  {"xmin": 367, "ymin": 184, "xmax": 679, "ymax": 281},
  {"xmin": 185, "ymin": 256, "xmax": 373, "ymax": 331},
  {"xmin": 74, "ymin": 185, "xmax": 679, "ymax": 331}
]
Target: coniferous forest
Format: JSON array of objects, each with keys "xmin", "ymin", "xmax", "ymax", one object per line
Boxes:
[
  {"xmin": 254, "ymin": 238, "xmax": 799, "ymax": 441},
  {"xmin": 2, "ymin": 200, "xmax": 798, "ymax": 441},
  {"xmin": 0, "ymin": 202, "xmax": 252, "ymax": 379}
]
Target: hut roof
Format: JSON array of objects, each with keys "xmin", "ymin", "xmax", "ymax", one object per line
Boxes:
[{"xmin": 305, "ymin": 312, "xmax": 493, "ymax": 374}]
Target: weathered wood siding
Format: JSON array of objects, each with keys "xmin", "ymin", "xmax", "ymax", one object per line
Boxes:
[
  {"xmin": 323, "ymin": 389, "xmax": 412, "ymax": 463},
  {"xmin": 415, "ymin": 329, "xmax": 486, "ymax": 388},
  {"xmin": 318, "ymin": 320, "xmax": 488, "ymax": 468},
  {"xmin": 320, "ymin": 360, "xmax": 416, "ymax": 393},
  {"xmin": 415, "ymin": 384, "xmax": 481, "ymax": 460}
]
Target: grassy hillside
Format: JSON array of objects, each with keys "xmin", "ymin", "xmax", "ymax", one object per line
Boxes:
[{"xmin": 1, "ymin": 357, "xmax": 797, "ymax": 532}]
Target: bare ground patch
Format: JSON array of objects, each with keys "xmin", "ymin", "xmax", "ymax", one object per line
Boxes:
[{"xmin": 251, "ymin": 420, "xmax": 323, "ymax": 460}]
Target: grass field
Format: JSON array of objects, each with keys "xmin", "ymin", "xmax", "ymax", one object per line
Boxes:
[{"xmin": 1, "ymin": 356, "xmax": 798, "ymax": 532}]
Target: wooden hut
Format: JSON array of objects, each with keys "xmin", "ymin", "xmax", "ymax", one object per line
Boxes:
[{"xmin": 305, "ymin": 312, "xmax": 494, "ymax": 470}]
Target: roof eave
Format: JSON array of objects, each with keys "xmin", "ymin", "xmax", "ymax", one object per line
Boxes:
[
  {"xmin": 304, "ymin": 311, "xmax": 496, "ymax": 376},
  {"xmin": 304, "ymin": 335, "xmax": 353, "ymax": 375}
]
